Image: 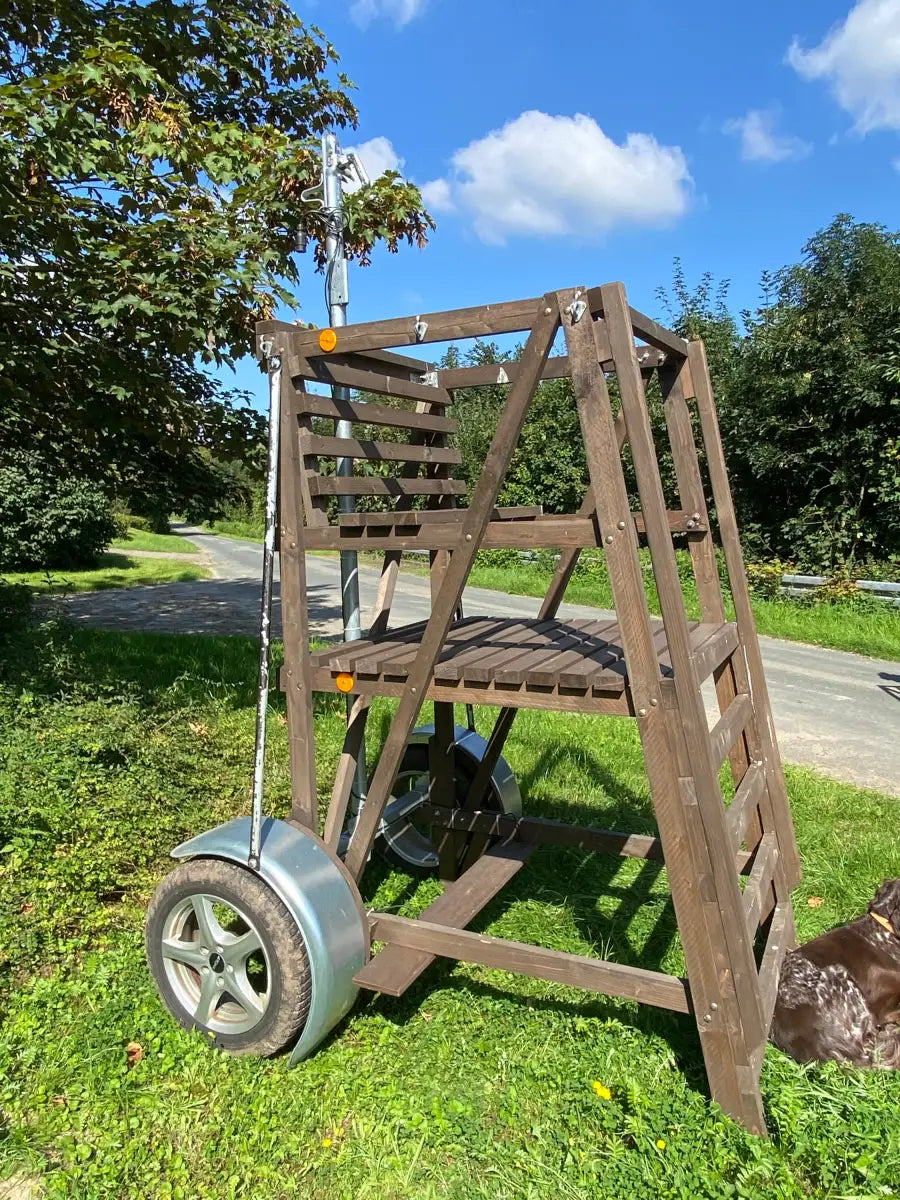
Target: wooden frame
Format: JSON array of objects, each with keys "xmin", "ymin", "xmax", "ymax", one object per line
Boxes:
[{"xmin": 257, "ymin": 281, "xmax": 800, "ymax": 1136}]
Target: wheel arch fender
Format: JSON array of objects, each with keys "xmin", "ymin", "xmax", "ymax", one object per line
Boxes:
[{"xmin": 171, "ymin": 816, "xmax": 368, "ymax": 1065}]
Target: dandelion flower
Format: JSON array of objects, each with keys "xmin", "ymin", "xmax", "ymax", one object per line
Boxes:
[
  {"xmin": 656, "ymin": 1139, "xmax": 666, "ymax": 1150},
  {"xmin": 321, "ymin": 1137, "xmax": 333, "ymax": 1149},
  {"xmin": 592, "ymin": 1081, "xmax": 612, "ymax": 1100}
]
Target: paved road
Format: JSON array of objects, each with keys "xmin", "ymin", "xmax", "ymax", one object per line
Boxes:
[{"xmin": 59, "ymin": 526, "xmax": 900, "ymax": 795}]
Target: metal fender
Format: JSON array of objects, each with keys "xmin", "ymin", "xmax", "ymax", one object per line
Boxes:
[{"xmin": 171, "ymin": 816, "xmax": 368, "ymax": 1065}]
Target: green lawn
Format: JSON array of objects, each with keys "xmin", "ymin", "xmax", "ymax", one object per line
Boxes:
[
  {"xmin": 1, "ymin": 624, "xmax": 899, "ymax": 1198},
  {"xmin": 2, "ymin": 552, "xmax": 210, "ymax": 593},
  {"xmin": 110, "ymin": 527, "xmax": 200, "ymax": 554}
]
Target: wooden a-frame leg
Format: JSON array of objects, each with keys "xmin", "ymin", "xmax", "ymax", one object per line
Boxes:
[{"xmin": 342, "ymin": 298, "xmax": 560, "ymax": 881}]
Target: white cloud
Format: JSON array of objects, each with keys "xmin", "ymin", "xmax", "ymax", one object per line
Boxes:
[
  {"xmin": 788, "ymin": 0, "xmax": 900, "ymax": 133},
  {"xmin": 722, "ymin": 108, "xmax": 811, "ymax": 162},
  {"xmin": 420, "ymin": 110, "xmax": 691, "ymax": 244},
  {"xmin": 349, "ymin": 0, "xmax": 427, "ymax": 28},
  {"xmin": 342, "ymin": 136, "xmax": 404, "ymax": 192},
  {"xmin": 420, "ymin": 177, "xmax": 454, "ymax": 212}
]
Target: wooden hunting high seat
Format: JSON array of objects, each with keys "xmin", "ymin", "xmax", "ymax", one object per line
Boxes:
[{"xmin": 260, "ymin": 283, "xmax": 801, "ymax": 1136}]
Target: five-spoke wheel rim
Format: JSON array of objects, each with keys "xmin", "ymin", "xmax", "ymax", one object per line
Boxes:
[
  {"xmin": 159, "ymin": 891, "xmax": 270, "ymax": 1035},
  {"xmin": 379, "ymin": 769, "xmax": 438, "ymax": 870}
]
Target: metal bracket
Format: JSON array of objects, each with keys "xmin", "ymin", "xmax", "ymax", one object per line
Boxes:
[
  {"xmin": 419, "ymin": 370, "xmax": 438, "ymax": 387},
  {"xmin": 258, "ymin": 335, "xmax": 275, "ymax": 360},
  {"xmin": 414, "ymin": 318, "xmax": 428, "ymax": 343},
  {"xmin": 567, "ymin": 298, "xmax": 587, "ymax": 324}
]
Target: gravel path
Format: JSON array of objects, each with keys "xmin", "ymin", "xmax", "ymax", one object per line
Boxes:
[{"xmin": 58, "ymin": 525, "xmax": 900, "ymax": 795}]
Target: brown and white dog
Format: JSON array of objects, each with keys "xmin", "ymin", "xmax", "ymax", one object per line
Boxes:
[{"xmin": 771, "ymin": 879, "xmax": 900, "ymax": 1068}]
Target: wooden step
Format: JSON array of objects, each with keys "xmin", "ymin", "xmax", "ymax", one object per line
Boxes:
[
  {"xmin": 354, "ymin": 840, "xmax": 536, "ymax": 997},
  {"xmin": 709, "ymin": 693, "xmax": 752, "ymax": 768},
  {"xmin": 300, "ymin": 433, "xmax": 461, "ymax": 466}
]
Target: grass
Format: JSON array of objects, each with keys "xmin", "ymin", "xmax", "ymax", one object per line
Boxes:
[
  {"xmin": 2, "ymin": 553, "xmax": 210, "ymax": 593},
  {"xmin": 1, "ymin": 620, "xmax": 899, "ymax": 1198},
  {"xmin": 204, "ymin": 517, "xmax": 265, "ymax": 542},
  {"xmin": 110, "ymin": 527, "xmax": 200, "ymax": 554}
]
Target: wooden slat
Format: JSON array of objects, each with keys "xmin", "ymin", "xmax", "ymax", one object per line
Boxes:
[
  {"xmin": 304, "ymin": 516, "xmax": 601, "ymax": 550},
  {"xmin": 294, "ymin": 391, "xmax": 457, "ymax": 434},
  {"xmin": 282, "ymin": 296, "xmax": 544, "ymax": 357},
  {"xmin": 724, "ymin": 762, "xmax": 767, "ymax": 853},
  {"xmin": 421, "ymin": 807, "xmax": 756, "ymax": 875},
  {"xmin": 743, "ymin": 834, "xmax": 778, "ymax": 938},
  {"xmin": 583, "ymin": 293, "xmax": 689, "ymax": 359},
  {"xmin": 336, "ymin": 506, "xmax": 542, "ymax": 528},
  {"xmin": 309, "ymin": 476, "xmax": 467, "ymax": 497},
  {"xmin": 337, "ymin": 347, "xmax": 434, "ymax": 376},
  {"xmin": 301, "ymin": 433, "xmax": 461, "ymax": 466},
  {"xmin": 709, "ymin": 694, "xmax": 752, "ymax": 769},
  {"xmin": 368, "ymin": 913, "xmax": 692, "ymax": 1013},
  {"xmin": 691, "ymin": 622, "xmax": 739, "ymax": 682},
  {"xmin": 354, "ymin": 841, "xmax": 536, "ymax": 996},
  {"xmin": 301, "ymin": 359, "xmax": 453, "ymax": 406},
  {"xmin": 758, "ymin": 902, "xmax": 794, "ymax": 1036}
]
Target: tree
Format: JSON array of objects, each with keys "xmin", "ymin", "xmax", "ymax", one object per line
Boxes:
[
  {"xmin": 0, "ymin": 1, "xmax": 432, "ymax": 526},
  {"xmin": 729, "ymin": 216, "xmax": 900, "ymax": 567}
]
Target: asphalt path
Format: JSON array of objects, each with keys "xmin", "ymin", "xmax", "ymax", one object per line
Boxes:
[{"xmin": 59, "ymin": 525, "xmax": 900, "ymax": 795}]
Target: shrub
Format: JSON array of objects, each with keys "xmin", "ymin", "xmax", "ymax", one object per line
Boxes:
[{"xmin": 0, "ymin": 453, "xmax": 120, "ymax": 571}]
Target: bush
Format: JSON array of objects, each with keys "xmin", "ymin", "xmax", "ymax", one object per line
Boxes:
[{"xmin": 0, "ymin": 453, "xmax": 121, "ymax": 571}]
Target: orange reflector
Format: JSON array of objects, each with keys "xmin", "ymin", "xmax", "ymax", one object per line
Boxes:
[
  {"xmin": 335, "ymin": 672, "xmax": 355, "ymax": 693},
  {"xmin": 318, "ymin": 328, "xmax": 338, "ymax": 352}
]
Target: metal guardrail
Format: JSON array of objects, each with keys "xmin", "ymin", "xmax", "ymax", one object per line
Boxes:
[{"xmin": 780, "ymin": 574, "xmax": 900, "ymax": 606}]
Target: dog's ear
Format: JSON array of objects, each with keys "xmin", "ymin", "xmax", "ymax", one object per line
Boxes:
[{"xmin": 869, "ymin": 879, "xmax": 900, "ymax": 928}]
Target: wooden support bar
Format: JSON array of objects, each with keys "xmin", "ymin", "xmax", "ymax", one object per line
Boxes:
[
  {"xmin": 342, "ymin": 298, "xmax": 560, "ymax": 881},
  {"xmin": 725, "ymin": 762, "xmax": 767, "ymax": 853},
  {"xmin": 336, "ymin": 506, "xmax": 542, "ymax": 528},
  {"xmin": 584, "ymin": 291, "xmax": 690, "ymax": 359},
  {"xmin": 354, "ymin": 841, "xmax": 536, "ymax": 996},
  {"xmin": 691, "ymin": 623, "xmax": 739, "ymax": 683},
  {"xmin": 300, "ymin": 433, "xmax": 461, "ymax": 466},
  {"xmin": 278, "ymin": 296, "xmax": 545, "ymax": 357},
  {"xmin": 300, "ymin": 359, "xmax": 454, "ymax": 406},
  {"xmin": 688, "ymin": 339, "xmax": 801, "ymax": 889},
  {"xmin": 294, "ymin": 392, "xmax": 457, "ymax": 434},
  {"xmin": 336, "ymin": 347, "xmax": 434, "ymax": 376},
  {"xmin": 304, "ymin": 516, "xmax": 601, "ymax": 551},
  {"xmin": 310, "ymin": 476, "xmax": 467, "ymax": 497},
  {"xmin": 750, "ymin": 901, "xmax": 795, "ymax": 1076},
  {"xmin": 323, "ymin": 695, "xmax": 368, "ymax": 850},
  {"xmin": 743, "ymin": 834, "xmax": 778, "ymax": 938},
  {"xmin": 368, "ymin": 913, "xmax": 692, "ymax": 1013},
  {"xmin": 709, "ymin": 694, "xmax": 752, "ymax": 770}
]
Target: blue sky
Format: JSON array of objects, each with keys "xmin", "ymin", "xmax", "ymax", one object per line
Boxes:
[{"xmin": 227, "ymin": 0, "xmax": 899, "ymax": 399}]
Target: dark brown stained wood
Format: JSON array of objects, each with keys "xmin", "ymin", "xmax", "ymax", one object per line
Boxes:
[
  {"xmin": 310, "ymin": 476, "xmax": 468, "ymax": 497},
  {"xmin": 289, "ymin": 296, "xmax": 544, "ymax": 357},
  {"xmin": 633, "ymin": 510, "xmax": 707, "ymax": 535},
  {"xmin": 335, "ymin": 346, "xmax": 434, "ymax": 376},
  {"xmin": 342, "ymin": 299, "xmax": 561, "ymax": 881},
  {"xmin": 493, "ymin": 619, "xmax": 619, "ymax": 687},
  {"xmin": 303, "ymin": 516, "xmax": 602, "ymax": 551},
  {"xmin": 300, "ymin": 433, "xmax": 461, "ymax": 466},
  {"xmin": 294, "ymin": 391, "xmax": 457, "ymax": 434},
  {"xmin": 724, "ymin": 762, "xmax": 767, "ymax": 852},
  {"xmin": 743, "ymin": 834, "xmax": 778, "ymax": 937},
  {"xmin": 276, "ymin": 368, "xmax": 318, "ymax": 830},
  {"xmin": 757, "ymin": 901, "xmax": 794, "ymax": 1037},
  {"xmin": 299, "ymin": 358, "xmax": 454, "ymax": 406},
  {"xmin": 691, "ymin": 623, "xmax": 739, "ymax": 682},
  {"xmin": 431, "ymin": 702, "xmax": 459, "ymax": 879},
  {"xmin": 336, "ymin": 506, "xmax": 542, "ymax": 528},
  {"xmin": 256, "ymin": 321, "xmax": 432, "ymax": 373},
  {"xmin": 600, "ymin": 282, "xmax": 765, "ymax": 1063},
  {"xmin": 369, "ymin": 913, "xmax": 692, "ymax": 1013},
  {"xmin": 290, "ymin": 387, "xmax": 328, "ymax": 528},
  {"xmin": 354, "ymin": 841, "xmax": 537, "ymax": 996},
  {"xmin": 323, "ymin": 695, "xmax": 368, "ymax": 850},
  {"xmin": 419, "ymin": 807, "xmax": 756, "ymax": 874},
  {"xmin": 688, "ymin": 340, "xmax": 801, "ymax": 890},
  {"xmin": 709, "ymin": 694, "xmax": 752, "ymax": 769},
  {"xmin": 584, "ymin": 292, "xmax": 690, "ymax": 359}
]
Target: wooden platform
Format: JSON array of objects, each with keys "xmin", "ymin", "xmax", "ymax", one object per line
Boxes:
[{"xmin": 304, "ymin": 615, "xmax": 739, "ymax": 712}]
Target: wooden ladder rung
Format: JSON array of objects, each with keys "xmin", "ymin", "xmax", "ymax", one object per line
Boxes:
[
  {"xmin": 301, "ymin": 433, "xmax": 461, "ymax": 465},
  {"xmin": 725, "ymin": 762, "xmax": 767, "ymax": 852},
  {"xmin": 691, "ymin": 622, "xmax": 739, "ymax": 682},
  {"xmin": 709, "ymin": 693, "xmax": 752, "ymax": 768},
  {"xmin": 742, "ymin": 833, "xmax": 778, "ymax": 938},
  {"xmin": 354, "ymin": 840, "xmax": 536, "ymax": 997},
  {"xmin": 337, "ymin": 506, "xmax": 543, "ymax": 528},
  {"xmin": 295, "ymin": 392, "xmax": 457, "ymax": 434},
  {"xmin": 309, "ymin": 476, "xmax": 467, "ymax": 497}
]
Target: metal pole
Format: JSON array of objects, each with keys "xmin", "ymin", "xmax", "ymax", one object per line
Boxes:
[
  {"xmin": 322, "ymin": 132, "xmax": 368, "ymax": 818},
  {"xmin": 248, "ymin": 346, "xmax": 282, "ymax": 870}
]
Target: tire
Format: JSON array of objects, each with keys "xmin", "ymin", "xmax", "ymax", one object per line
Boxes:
[
  {"xmin": 375, "ymin": 742, "xmax": 504, "ymax": 875},
  {"xmin": 145, "ymin": 858, "xmax": 311, "ymax": 1056}
]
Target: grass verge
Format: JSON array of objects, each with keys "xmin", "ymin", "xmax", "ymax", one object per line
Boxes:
[
  {"xmin": 2, "ymin": 553, "xmax": 210, "ymax": 593},
  {"xmin": 110, "ymin": 528, "xmax": 200, "ymax": 554},
  {"xmin": 1, "ymin": 622, "xmax": 899, "ymax": 1198}
]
